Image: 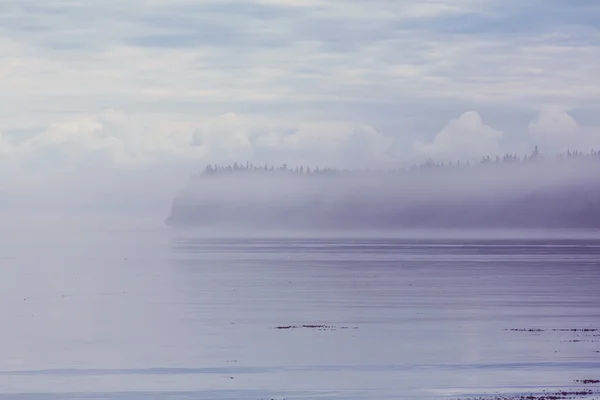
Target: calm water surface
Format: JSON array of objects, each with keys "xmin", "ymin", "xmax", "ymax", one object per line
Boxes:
[{"xmin": 1, "ymin": 223, "xmax": 599, "ymax": 399}]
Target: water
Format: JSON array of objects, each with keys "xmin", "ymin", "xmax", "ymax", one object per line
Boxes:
[{"xmin": 1, "ymin": 222, "xmax": 599, "ymax": 399}]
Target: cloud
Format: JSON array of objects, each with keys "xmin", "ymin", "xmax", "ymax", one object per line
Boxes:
[
  {"xmin": 253, "ymin": 122, "xmax": 395, "ymax": 168},
  {"xmin": 529, "ymin": 109, "xmax": 579, "ymax": 137},
  {"xmin": 414, "ymin": 111, "xmax": 503, "ymax": 161},
  {"xmin": 2, "ymin": 108, "xmax": 597, "ymax": 174},
  {"xmin": 2, "ymin": 0, "xmax": 600, "ymax": 216},
  {"xmin": 0, "ymin": 132, "xmax": 18, "ymax": 173},
  {"xmin": 527, "ymin": 109, "xmax": 600, "ymax": 154},
  {"xmin": 3, "ymin": 0, "xmax": 600, "ymax": 135},
  {"xmin": 528, "ymin": 109, "xmax": 580, "ymax": 151},
  {"xmin": 0, "ymin": 110, "xmax": 397, "ymax": 172}
]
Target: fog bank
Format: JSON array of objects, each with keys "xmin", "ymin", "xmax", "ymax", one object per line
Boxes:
[{"xmin": 167, "ymin": 155, "xmax": 600, "ymax": 229}]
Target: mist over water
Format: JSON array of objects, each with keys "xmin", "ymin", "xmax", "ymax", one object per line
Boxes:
[{"xmin": 167, "ymin": 156, "xmax": 600, "ymax": 229}]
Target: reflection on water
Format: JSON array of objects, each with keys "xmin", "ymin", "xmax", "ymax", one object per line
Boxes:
[{"xmin": 1, "ymin": 228, "xmax": 599, "ymax": 399}]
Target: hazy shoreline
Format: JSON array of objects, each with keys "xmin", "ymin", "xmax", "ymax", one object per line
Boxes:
[{"xmin": 166, "ymin": 154, "xmax": 600, "ymax": 230}]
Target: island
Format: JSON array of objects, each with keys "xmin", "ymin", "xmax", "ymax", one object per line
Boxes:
[{"xmin": 166, "ymin": 149, "xmax": 600, "ymax": 229}]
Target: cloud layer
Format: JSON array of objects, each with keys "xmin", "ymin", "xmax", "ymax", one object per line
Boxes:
[
  {"xmin": 1, "ymin": 0, "xmax": 599, "ymax": 214},
  {"xmin": 2, "ymin": 0, "xmax": 600, "ymax": 126},
  {"xmin": 1, "ymin": 108, "xmax": 597, "ymax": 173}
]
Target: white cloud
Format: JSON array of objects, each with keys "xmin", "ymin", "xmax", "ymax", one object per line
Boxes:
[
  {"xmin": 528, "ymin": 109, "xmax": 600, "ymax": 154},
  {"xmin": 528, "ymin": 109, "xmax": 576, "ymax": 153},
  {"xmin": 0, "ymin": 110, "xmax": 397, "ymax": 172},
  {"xmin": 253, "ymin": 122, "xmax": 395, "ymax": 168},
  {"xmin": 414, "ymin": 111, "xmax": 503, "ymax": 161},
  {"xmin": 529, "ymin": 108, "xmax": 579, "ymax": 137},
  {"xmin": 2, "ymin": 107, "xmax": 598, "ymax": 176}
]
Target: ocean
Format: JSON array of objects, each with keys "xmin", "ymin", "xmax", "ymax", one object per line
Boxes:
[{"xmin": 1, "ymin": 220, "xmax": 599, "ymax": 399}]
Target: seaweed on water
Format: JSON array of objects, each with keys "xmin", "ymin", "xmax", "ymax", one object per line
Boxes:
[{"xmin": 456, "ymin": 389, "xmax": 594, "ymax": 400}]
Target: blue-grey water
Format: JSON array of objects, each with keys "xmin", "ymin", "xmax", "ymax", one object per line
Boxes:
[{"xmin": 1, "ymin": 222, "xmax": 599, "ymax": 399}]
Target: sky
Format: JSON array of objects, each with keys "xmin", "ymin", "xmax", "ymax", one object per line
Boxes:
[{"xmin": 1, "ymin": 0, "xmax": 599, "ymax": 215}]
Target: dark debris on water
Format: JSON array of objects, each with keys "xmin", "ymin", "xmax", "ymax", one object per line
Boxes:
[
  {"xmin": 506, "ymin": 329, "xmax": 599, "ymax": 332},
  {"xmin": 274, "ymin": 324, "xmax": 358, "ymax": 331},
  {"xmin": 466, "ymin": 330, "xmax": 600, "ymax": 400},
  {"xmin": 457, "ymin": 389, "xmax": 595, "ymax": 400}
]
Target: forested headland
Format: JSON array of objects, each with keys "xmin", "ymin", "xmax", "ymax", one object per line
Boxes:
[{"xmin": 166, "ymin": 148, "xmax": 600, "ymax": 229}]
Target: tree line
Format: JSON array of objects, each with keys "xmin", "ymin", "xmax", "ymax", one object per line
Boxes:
[{"xmin": 194, "ymin": 147, "xmax": 600, "ymax": 179}]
